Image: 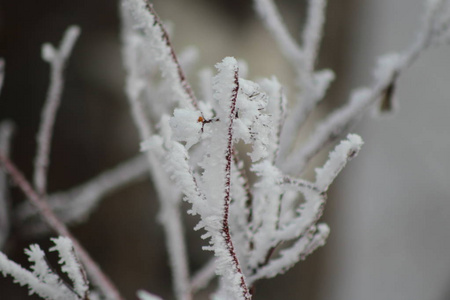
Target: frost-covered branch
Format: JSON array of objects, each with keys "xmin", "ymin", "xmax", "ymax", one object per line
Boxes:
[
  {"xmin": 122, "ymin": 0, "xmax": 197, "ymax": 110},
  {"xmin": 0, "ymin": 237, "xmax": 88, "ymax": 300},
  {"xmin": 220, "ymin": 61, "xmax": 251, "ymax": 300},
  {"xmin": 254, "ymin": 0, "xmax": 334, "ymax": 164},
  {"xmin": 248, "ymin": 223, "xmax": 329, "ymax": 283},
  {"xmin": 141, "ymin": 44, "xmax": 364, "ymax": 297},
  {"xmin": 253, "ymin": 0, "xmax": 303, "ymax": 65},
  {"xmin": 0, "ymin": 154, "xmax": 123, "ymax": 300},
  {"xmin": 121, "ymin": 2, "xmax": 193, "ymax": 299},
  {"xmin": 302, "ymin": 0, "xmax": 327, "ymax": 73},
  {"xmin": 2, "ymin": 0, "xmax": 448, "ymax": 298},
  {"xmin": 280, "ymin": 0, "xmax": 450, "ymax": 175},
  {"xmin": 33, "ymin": 26, "xmax": 80, "ymax": 197},
  {"xmin": 17, "ymin": 154, "xmax": 149, "ymax": 235}
]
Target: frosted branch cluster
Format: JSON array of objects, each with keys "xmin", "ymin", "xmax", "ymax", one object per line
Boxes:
[
  {"xmin": 0, "ymin": 0, "xmax": 449, "ymax": 299},
  {"xmin": 0, "ymin": 237, "xmax": 88, "ymax": 300}
]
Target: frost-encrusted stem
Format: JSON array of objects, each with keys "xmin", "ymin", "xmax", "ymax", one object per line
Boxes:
[
  {"xmin": 280, "ymin": 176, "xmax": 318, "ymax": 193},
  {"xmin": 254, "ymin": 0, "xmax": 333, "ymax": 165},
  {"xmin": 123, "ymin": 38, "xmax": 192, "ymax": 300},
  {"xmin": 33, "ymin": 26, "xmax": 80, "ymax": 197},
  {"xmin": 0, "ymin": 154, "xmax": 123, "ymax": 300},
  {"xmin": 142, "ymin": 0, "xmax": 198, "ymax": 109},
  {"xmin": 0, "ymin": 250, "xmax": 74, "ymax": 299},
  {"xmin": 222, "ymin": 68, "xmax": 251, "ymax": 300},
  {"xmin": 282, "ymin": 0, "xmax": 450, "ymax": 175},
  {"xmin": 18, "ymin": 154, "xmax": 149, "ymax": 234},
  {"xmin": 50, "ymin": 236, "xmax": 90, "ymax": 299},
  {"xmin": 253, "ymin": 0, "xmax": 303, "ymax": 64},
  {"xmin": 127, "ymin": 106, "xmax": 192, "ymax": 300},
  {"xmin": 0, "ymin": 121, "xmax": 14, "ymax": 249},
  {"xmin": 158, "ymin": 187, "xmax": 192, "ymax": 300},
  {"xmin": 302, "ymin": 0, "xmax": 327, "ymax": 73},
  {"xmin": 248, "ymin": 223, "xmax": 329, "ymax": 283}
]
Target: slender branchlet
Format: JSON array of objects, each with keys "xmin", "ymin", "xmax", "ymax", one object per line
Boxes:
[
  {"xmin": 33, "ymin": 26, "xmax": 80, "ymax": 197},
  {"xmin": 222, "ymin": 67, "xmax": 251, "ymax": 300},
  {"xmin": 142, "ymin": 0, "xmax": 198, "ymax": 110},
  {"xmin": 190, "ymin": 258, "xmax": 216, "ymax": 293},
  {"xmin": 17, "ymin": 154, "xmax": 149, "ymax": 235}
]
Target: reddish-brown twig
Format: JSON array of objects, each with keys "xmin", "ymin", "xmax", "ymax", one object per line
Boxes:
[
  {"xmin": 0, "ymin": 154, "xmax": 124, "ymax": 300},
  {"xmin": 143, "ymin": 0, "xmax": 199, "ymax": 110},
  {"xmin": 223, "ymin": 68, "xmax": 251, "ymax": 300}
]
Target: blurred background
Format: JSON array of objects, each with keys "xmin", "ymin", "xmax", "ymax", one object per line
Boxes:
[{"xmin": 0, "ymin": 0, "xmax": 449, "ymax": 299}]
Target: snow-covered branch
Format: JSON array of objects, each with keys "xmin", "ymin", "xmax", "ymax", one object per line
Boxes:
[
  {"xmin": 0, "ymin": 154, "xmax": 123, "ymax": 300},
  {"xmin": 0, "ymin": 237, "xmax": 88, "ymax": 300},
  {"xmin": 121, "ymin": 2, "xmax": 193, "ymax": 299},
  {"xmin": 254, "ymin": 0, "xmax": 334, "ymax": 164},
  {"xmin": 17, "ymin": 154, "xmax": 149, "ymax": 236},
  {"xmin": 1, "ymin": 0, "xmax": 449, "ymax": 299}
]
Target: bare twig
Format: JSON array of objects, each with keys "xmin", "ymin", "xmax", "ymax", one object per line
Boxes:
[
  {"xmin": 33, "ymin": 26, "xmax": 80, "ymax": 196},
  {"xmin": 0, "ymin": 154, "xmax": 124, "ymax": 300}
]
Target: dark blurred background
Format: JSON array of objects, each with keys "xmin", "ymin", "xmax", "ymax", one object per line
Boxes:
[{"xmin": 1, "ymin": 0, "xmax": 449, "ymax": 300}]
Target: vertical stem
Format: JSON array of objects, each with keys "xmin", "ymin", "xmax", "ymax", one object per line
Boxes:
[
  {"xmin": 34, "ymin": 26, "xmax": 80, "ymax": 196},
  {"xmin": 143, "ymin": 0, "xmax": 198, "ymax": 110},
  {"xmin": 222, "ymin": 69, "xmax": 251, "ymax": 300}
]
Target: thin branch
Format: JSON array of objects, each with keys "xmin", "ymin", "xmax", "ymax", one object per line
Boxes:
[
  {"xmin": 142, "ymin": 0, "xmax": 198, "ymax": 109},
  {"xmin": 33, "ymin": 26, "xmax": 80, "ymax": 196},
  {"xmin": 253, "ymin": 0, "xmax": 303, "ymax": 65},
  {"xmin": 282, "ymin": 2, "xmax": 445, "ymax": 176},
  {"xmin": 255, "ymin": 0, "xmax": 334, "ymax": 164},
  {"xmin": 280, "ymin": 176, "xmax": 319, "ymax": 193},
  {"xmin": 302, "ymin": 0, "xmax": 327, "ymax": 73},
  {"xmin": 0, "ymin": 154, "xmax": 124, "ymax": 300},
  {"xmin": 222, "ymin": 68, "xmax": 251, "ymax": 300},
  {"xmin": 122, "ymin": 28, "xmax": 192, "ymax": 300},
  {"xmin": 17, "ymin": 154, "xmax": 149, "ymax": 234},
  {"xmin": 127, "ymin": 105, "xmax": 192, "ymax": 300},
  {"xmin": 272, "ymin": 86, "xmax": 287, "ymax": 164},
  {"xmin": 248, "ymin": 223, "xmax": 329, "ymax": 284}
]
